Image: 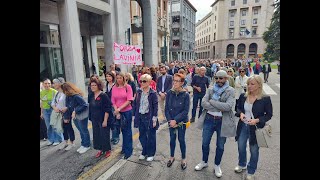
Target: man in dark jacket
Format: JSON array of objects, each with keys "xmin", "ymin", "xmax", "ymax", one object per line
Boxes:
[
  {"xmin": 156, "ymin": 66, "xmax": 173, "ymax": 121},
  {"xmin": 262, "ymin": 60, "xmax": 272, "ymax": 83},
  {"xmin": 168, "ymin": 63, "xmax": 178, "ymax": 76}
]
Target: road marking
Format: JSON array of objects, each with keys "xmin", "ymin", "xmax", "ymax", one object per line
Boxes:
[
  {"xmin": 96, "ymin": 159, "xmax": 127, "ymax": 180},
  {"xmin": 95, "ymin": 122, "xmax": 169, "ymax": 180},
  {"xmin": 263, "ymin": 83, "xmax": 277, "ymax": 95},
  {"xmin": 77, "ymin": 127, "xmax": 140, "ymax": 180},
  {"xmin": 275, "ymin": 83, "xmax": 280, "ymax": 88}
]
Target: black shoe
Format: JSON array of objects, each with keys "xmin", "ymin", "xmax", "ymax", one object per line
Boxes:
[
  {"xmin": 167, "ymin": 158, "xmax": 175, "ymax": 167},
  {"xmin": 190, "ymin": 118, "xmax": 195, "ymax": 123},
  {"xmin": 181, "ymin": 162, "xmax": 187, "ymax": 170},
  {"xmin": 124, "ymin": 155, "xmax": 131, "ymax": 159}
]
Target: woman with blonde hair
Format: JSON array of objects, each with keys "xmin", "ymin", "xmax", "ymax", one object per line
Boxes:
[
  {"xmin": 111, "ymin": 72, "xmax": 134, "ymax": 159},
  {"xmin": 226, "ymin": 68, "xmax": 235, "ymax": 88},
  {"xmin": 133, "ymin": 74, "xmax": 159, "ymax": 162},
  {"xmin": 61, "ymin": 82, "xmax": 91, "ymax": 154},
  {"xmin": 234, "ymin": 75, "xmax": 273, "ymax": 180}
]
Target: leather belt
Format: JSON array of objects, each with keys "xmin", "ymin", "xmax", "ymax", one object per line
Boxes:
[{"xmin": 206, "ymin": 113, "xmax": 222, "ymax": 120}]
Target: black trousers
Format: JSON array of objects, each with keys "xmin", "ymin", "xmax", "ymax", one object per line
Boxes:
[
  {"xmin": 40, "ymin": 118, "xmax": 47, "ymax": 140},
  {"xmin": 92, "ymin": 119, "xmax": 111, "ymax": 152},
  {"xmin": 63, "ymin": 121, "xmax": 75, "ymax": 141}
]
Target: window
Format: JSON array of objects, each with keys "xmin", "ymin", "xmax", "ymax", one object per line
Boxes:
[
  {"xmin": 243, "ymin": 0, "xmax": 247, "ymax": 4},
  {"xmin": 210, "ymin": 19, "xmax": 211, "ymax": 24},
  {"xmin": 157, "ymin": 0, "xmax": 160, "ymax": 7},
  {"xmin": 215, "ymin": 24, "xmax": 216, "ymax": 29},
  {"xmin": 253, "ymin": 18, "xmax": 258, "ymax": 24},
  {"xmin": 214, "ymin": 33, "xmax": 216, "ymax": 40},
  {"xmin": 209, "ymin": 35, "xmax": 210, "ymax": 42},
  {"xmin": 255, "ymin": 0, "xmax": 260, "ymax": 2},
  {"xmin": 215, "ymin": 16, "xmax": 216, "ymax": 21},
  {"xmin": 241, "ymin": 19, "xmax": 246, "ymax": 25},
  {"xmin": 215, "ymin": 6, "xmax": 217, "ymax": 11},
  {"xmin": 230, "ymin": 21, "xmax": 234, "ymax": 26},
  {"xmin": 240, "ymin": 27, "xmax": 246, "ymax": 36},
  {"xmin": 231, "ymin": 0, "xmax": 235, "ymax": 6},
  {"xmin": 252, "ymin": 27, "xmax": 257, "ymax": 35},
  {"xmin": 242, "ymin": 10, "xmax": 247, "ymax": 16},
  {"xmin": 229, "ymin": 28, "xmax": 234, "ymax": 38},
  {"xmin": 254, "ymin": 9, "xmax": 258, "ymax": 15},
  {"xmin": 230, "ymin": 11, "xmax": 235, "ymax": 17},
  {"xmin": 163, "ymin": 1, "xmax": 166, "ymax": 10}
]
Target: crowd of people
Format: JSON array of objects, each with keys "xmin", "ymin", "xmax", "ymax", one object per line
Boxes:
[{"xmin": 40, "ymin": 57, "xmax": 273, "ymax": 180}]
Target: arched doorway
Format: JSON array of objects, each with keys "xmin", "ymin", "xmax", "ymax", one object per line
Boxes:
[
  {"xmin": 226, "ymin": 44, "xmax": 234, "ymax": 58},
  {"xmin": 237, "ymin": 43, "xmax": 246, "ymax": 58},
  {"xmin": 249, "ymin": 43, "xmax": 258, "ymax": 58}
]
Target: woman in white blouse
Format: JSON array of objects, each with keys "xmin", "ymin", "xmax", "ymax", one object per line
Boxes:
[{"xmin": 235, "ymin": 68, "xmax": 248, "ymax": 111}]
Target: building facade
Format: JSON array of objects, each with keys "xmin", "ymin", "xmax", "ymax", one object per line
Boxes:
[
  {"xmin": 195, "ymin": 12, "xmax": 214, "ymax": 59},
  {"xmin": 169, "ymin": 0, "xmax": 196, "ymax": 61},
  {"xmin": 41, "ymin": 0, "xmax": 159, "ymax": 93},
  {"xmin": 195, "ymin": 0, "xmax": 274, "ymax": 59}
]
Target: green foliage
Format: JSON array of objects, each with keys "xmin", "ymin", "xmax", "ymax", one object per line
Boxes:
[{"xmin": 263, "ymin": 0, "xmax": 280, "ymax": 62}]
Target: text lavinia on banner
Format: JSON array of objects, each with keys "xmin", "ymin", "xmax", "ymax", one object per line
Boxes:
[{"xmin": 113, "ymin": 42, "xmax": 142, "ymax": 65}]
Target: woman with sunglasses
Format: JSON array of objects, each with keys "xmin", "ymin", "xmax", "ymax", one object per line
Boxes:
[
  {"xmin": 133, "ymin": 74, "xmax": 159, "ymax": 162},
  {"xmin": 235, "ymin": 68, "xmax": 248, "ymax": 111},
  {"xmin": 165, "ymin": 73, "xmax": 190, "ymax": 170},
  {"xmin": 226, "ymin": 68, "xmax": 236, "ymax": 88}
]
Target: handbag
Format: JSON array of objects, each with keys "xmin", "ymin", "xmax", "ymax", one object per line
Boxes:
[
  {"xmin": 249, "ymin": 109, "xmax": 272, "ymax": 148},
  {"xmin": 75, "ymin": 104, "xmax": 89, "ymax": 120},
  {"xmin": 255, "ymin": 124, "xmax": 272, "ymax": 148}
]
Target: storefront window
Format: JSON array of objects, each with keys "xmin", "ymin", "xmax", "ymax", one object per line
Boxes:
[{"xmin": 40, "ymin": 23, "xmax": 65, "ymax": 81}]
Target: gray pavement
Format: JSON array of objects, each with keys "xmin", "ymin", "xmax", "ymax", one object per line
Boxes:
[{"xmin": 40, "ymin": 71, "xmax": 280, "ymax": 180}]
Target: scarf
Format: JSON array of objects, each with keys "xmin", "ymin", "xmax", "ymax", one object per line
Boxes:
[{"xmin": 212, "ymin": 80, "xmax": 229, "ymax": 100}]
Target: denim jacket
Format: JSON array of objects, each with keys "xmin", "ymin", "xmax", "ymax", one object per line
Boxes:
[
  {"xmin": 133, "ymin": 88, "xmax": 159, "ymax": 129},
  {"xmin": 64, "ymin": 94, "xmax": 88, "ymax": 120},
  {"xmin": 165, "ymin": 89, "xmax": 190, "ymax": 123}
]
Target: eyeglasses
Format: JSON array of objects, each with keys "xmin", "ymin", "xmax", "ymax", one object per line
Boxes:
[
  {"xmin": 240, "ymin": 71, "xmax": 245, "ymax": 73},
  {"xmin": 227, "ymin": 71, "xmax": 232, "ymax": 72},
  {"xmin": 215, "ymin": 77, "xmax": 224, "ymax": 80},
  {"xmin": 140, "ymin": 80, "xmax": 147, "ymax": 83},
  {"xmin": 173, "ymin": 80, "xmax": 182, "ymax": 83}
]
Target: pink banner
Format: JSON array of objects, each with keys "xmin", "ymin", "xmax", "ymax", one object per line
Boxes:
[{"xmin": 113, "ymin": 42, "xmax": 142, "ymax": 65}]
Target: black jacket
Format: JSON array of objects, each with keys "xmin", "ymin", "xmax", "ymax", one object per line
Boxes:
[
  {"xmin": 262, "ymin": 64, "xmax": 272, "ymax": 73},
  {"xmin": 235, "ymin": 93, "xmax": 273, "ymax": 145}
]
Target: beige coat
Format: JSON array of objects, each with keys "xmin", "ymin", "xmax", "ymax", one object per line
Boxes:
[{"xmin": 234, "ymin": 75, "xmax": 248, "ymax": 99}]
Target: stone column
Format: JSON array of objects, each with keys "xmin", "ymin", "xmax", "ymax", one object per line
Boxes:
[
  {"xmin": 90, "ymin": 36, "xmax": 99, "ymax": 76},
  {"xmin": 57, "ymin": 0, "xmax": 85, "ymax": 93}
]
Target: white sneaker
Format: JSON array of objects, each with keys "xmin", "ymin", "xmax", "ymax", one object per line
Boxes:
[
  {"xmin": 234, "ymin": 165, "xmax": 247, "ymax": 173},
  {"xmin": 47, "ymin": 141, "xmax": 53, "ymax": 146},
  {"xmin": 79, "ymin": 146, "xmax": 90, "ymax": 154},
  {"xmin": 246, "ymin": 174, "xmax": 254, "ymax": 180},
  {"xmin": 195, "ymin": 161, "xmax": 208, "ymax": 171},
  {"xmin": 58, "ymin": 142, "xmax": 67, "ymax": 150},
  {"xmin": 139, "ymin": 155, "xmax": 146, "ymax": 160},
  {"xmin": 53, "ymin": 142, "xmax": 61, "ymax": 146},
  {"xmin": 65, "ymin": 144, "xmax": 75, "ymax": 151},
  {"xmin": 214, "ymin": 165, "xmax": 222, "ymax": 178},
  {"xmin": 146, "ymin": 156, "xmax": 154, "ymax": 162},
  {"xmin": 77, "ymin": 146, "xmax": 84, "ymax": 152}
]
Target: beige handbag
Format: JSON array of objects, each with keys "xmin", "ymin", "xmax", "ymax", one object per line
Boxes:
[{"xmin": 250, "ymin": 110, "xmax": 272, "ymax": 148}]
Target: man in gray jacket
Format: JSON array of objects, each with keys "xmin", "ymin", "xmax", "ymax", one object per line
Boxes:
[{"xmin": 194, "ymin": 70, "xmax": 236, "ymax": 178}]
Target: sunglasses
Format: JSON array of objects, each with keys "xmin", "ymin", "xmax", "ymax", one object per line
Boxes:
[
  {"xmin": 215, "ymin": 77, "xmax": 224, "ymax": 80},
  {"xmin": 140, "ymin": 80, "xmax": 147, "ymax": 83},
  {"xmin": 240, "ymin": 71, "xmax": 245, "ymax": 73},
  {"xmin": 227, "ymin": 71, "xmax": 232, "ymax": 72}
]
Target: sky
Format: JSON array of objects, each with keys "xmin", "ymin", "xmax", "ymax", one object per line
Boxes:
[{"xmin": 188, "ymin": 0, "xmax": 215, "ymax": 22}]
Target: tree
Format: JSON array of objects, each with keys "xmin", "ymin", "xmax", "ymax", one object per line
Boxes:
[{"xmin": 263, "ymin": 0, "xmax": 280, "ymax": 62}]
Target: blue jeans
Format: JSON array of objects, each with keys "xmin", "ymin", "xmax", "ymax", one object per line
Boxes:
[
  {"xmin": 73, "ymin": 118, "xmax": 91, "ymax": 147},
  {"xmin": 237, "ymin": 124, "xmax": 259, "ymax": 174},
  {"xmin": 192, "ymin": 93, "xmax": 205, "ymax": 119},
  {"xmin": 139, "ymin": 114, "xmax": 156, "ymax": 157},
  {"xmin": 43, "ymin": 108, "xmax": 63, "ymax": 143},
  {"xmin": 120, "ymin": 110, "xmax": 133, "ymax": 157},
  {"xmin": 202, "ymin": 115, "xmax": 226, "ymax": 165},
  {"xmin": 112, "ymin": 126, "xmax": 120, "ymax": 141},
  {"xmin": 169, "ymin": 124, "xmax": 186, "ymax": 159}
]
